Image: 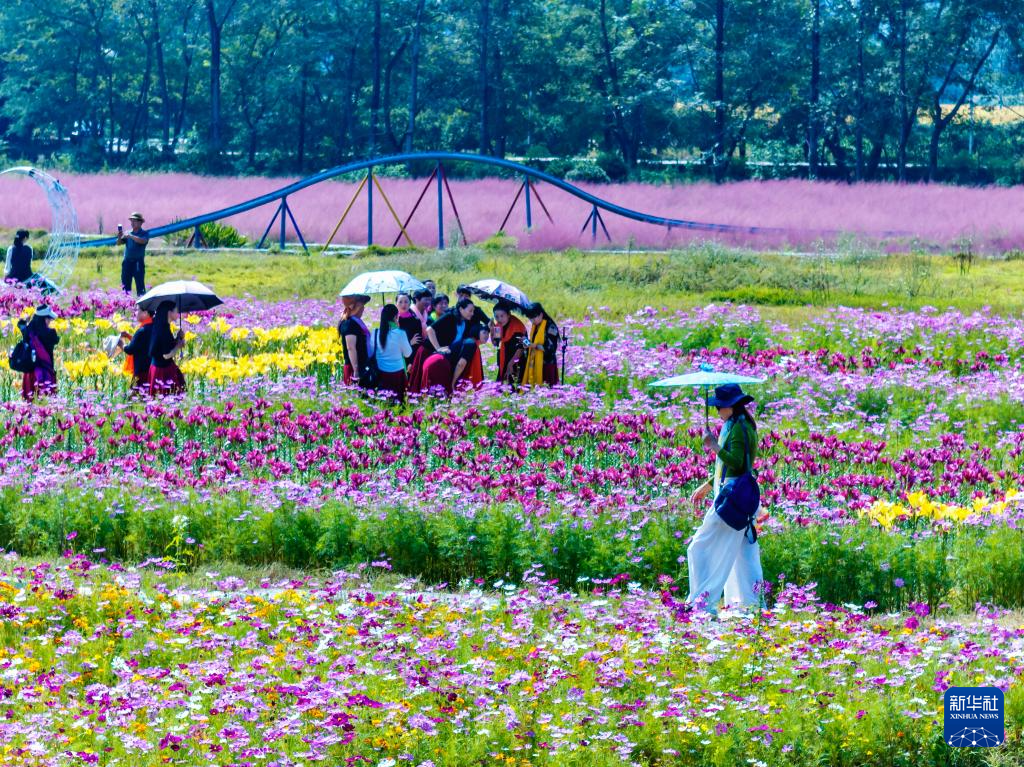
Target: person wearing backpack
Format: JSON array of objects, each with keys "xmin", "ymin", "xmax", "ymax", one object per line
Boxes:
[
  {"xmin": 16, "ymin": 305, "xmax": 59, "ymax": 401},
  {"xmin": 686, "ymin": 383, "xmax": 764, "ymax": 616},
  {"xmin": 371, "ymin": 303, "xmax": 412, "ymax": 401}
]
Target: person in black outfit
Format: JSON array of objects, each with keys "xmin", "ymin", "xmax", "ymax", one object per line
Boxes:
[
  {"xmin": 4, "ymin": 230, "xmax": 34, "ymax": 283},
  {"xmin": 148, "ymin": 301, "xmax": 186, "ymax": 395},
  {"xmin": 17, "ymin": 305, "xmax": 59, "ymax": 400},
  {"xmin": 456, "ymin": 285, "xmax": 492, "ymax": 328},
  {"xmin": 337, "ymin": 294, "xmax": 373, "ymax": 387},
  {"xmin": 395, "ymin": 291, "xmax": 424, "ymax": 356},
  {"xmin": 119, "ymin": 307, "xmax": 154, "ymax": 390},
  {"xmin": 425, "ymin": 297, "xmax": 489, "ymax": 389}
]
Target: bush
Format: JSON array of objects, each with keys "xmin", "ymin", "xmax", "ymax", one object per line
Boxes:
[
  {"xmin": 565, "ymin": 159, "xmax": 611, "ymax": 184},
  {"xmin": 199, "ymin": 221, "xmax": 248, "ymax": 248},
  {"xmin": 596, "ymin": 151, "xmax": 629, "ymax": 181}
]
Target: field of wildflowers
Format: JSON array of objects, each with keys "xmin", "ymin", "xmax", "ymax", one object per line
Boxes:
[{"xmin": 0, "ymin": 279, "xmax": 1022, "ymax": 763}]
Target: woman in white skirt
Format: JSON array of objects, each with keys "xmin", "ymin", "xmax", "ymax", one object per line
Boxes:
[{"xmin": 687, "ymin": 383, "xmax": 764, "ymax": 615}]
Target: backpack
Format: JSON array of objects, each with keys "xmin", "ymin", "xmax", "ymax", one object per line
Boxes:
[
  {"xmin": 8, "ymin": 339, "xmax": 36, "ymax": 373},
  {"xmin": 713, "ymin": 416, "xmax": 761, "ymax": 542}
]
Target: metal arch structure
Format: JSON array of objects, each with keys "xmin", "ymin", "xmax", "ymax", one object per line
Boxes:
[
  {"xmin": 81, "ymin": 151, "xmax": 901, "ymax": 250},
  {"xmin": 1, "ymin": 166, "xmax": 80, "ymax": 289}
]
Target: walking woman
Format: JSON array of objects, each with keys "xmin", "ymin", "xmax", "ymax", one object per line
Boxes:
[
  {"xmin": 686, "ymin": 384, "xmax": 764, "ymax": 615},
  {"xmin": 491, "ymin": 302, "xmax": 527, "ymax": 383},
  {"xmin": 148, "ymin": 301, "xmax": 186, "ymax": 395},
  {"xmin": 522, "ymin": 302, "xmax": 560, "ymax": 386},
  {"xmin": 337, "ymin": 294, "xmax": 373, "ymax": 387},
  {"xmin": 18, "ymin": 305, "xmax": 59, "ymax": 401},
  {"xmin": 371, "ymin": 303, "xmax": 413, "ymax": 401}
]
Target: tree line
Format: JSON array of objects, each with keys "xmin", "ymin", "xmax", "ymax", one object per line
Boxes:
[{"xmin": 1, "ymin": 0, "xmax": 1022, "ymax": 183}]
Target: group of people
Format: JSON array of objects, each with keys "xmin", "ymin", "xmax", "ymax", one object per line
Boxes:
[
  {"xmin": 337, "ymin": 282, "xmax": 560, "ymax": 401},
  {"xmin": 14, "ymin": 300, "xmax": 186, "ymax": 401}
]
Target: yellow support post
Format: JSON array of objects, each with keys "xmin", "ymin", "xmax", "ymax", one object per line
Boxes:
[
  {"xmin": 371, "ymin": 173, "xmax": 415, "ymax": 247},
  {"xmin": 323, "ymin": 174, "xmax": 369, "ymax": 251}
]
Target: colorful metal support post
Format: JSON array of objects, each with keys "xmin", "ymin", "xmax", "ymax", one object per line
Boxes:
[{"xmin": 391, "ymin": 168, "xmax": 438, "ymax": 247}]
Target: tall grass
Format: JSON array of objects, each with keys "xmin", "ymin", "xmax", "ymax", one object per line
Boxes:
[
  {"xmin": 4, "ymin": 171, "xmax": 1024, "ymax": 252},
  {"xmin": 68, "ymin": 243, "xmax": 1024, "ymax": 316}
]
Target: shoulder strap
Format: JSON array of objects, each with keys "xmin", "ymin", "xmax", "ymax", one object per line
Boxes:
[{"xmin": 739, "ymin": 415, "xmax": 752, "ymax": 474}]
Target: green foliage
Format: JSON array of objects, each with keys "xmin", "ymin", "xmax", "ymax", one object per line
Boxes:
[
  {"xmin": 199, "ymin": 221, "xmax": 248, "ymax": 248},
  {"xmin": 4, "ymin": 487, "xmax": 1024, "ymax": 612},
  {"xmin": 565, "ymin": 159, "xmax": 611, "ymax": 184}
]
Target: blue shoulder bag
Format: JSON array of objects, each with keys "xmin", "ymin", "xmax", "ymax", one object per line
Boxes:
[{"xmin": 713, "ymin": 417, "xmax": 760, "ymax": 542}]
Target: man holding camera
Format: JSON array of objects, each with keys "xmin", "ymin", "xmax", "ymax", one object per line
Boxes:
[{"xmin": 116, "ymin": 212, "xmax": 150, "ymax": 296}]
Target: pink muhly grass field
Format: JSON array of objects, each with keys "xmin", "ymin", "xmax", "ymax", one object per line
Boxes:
[{"xmin": 2, "ymin": 170, "xmax": 1023, "ymax": 252}]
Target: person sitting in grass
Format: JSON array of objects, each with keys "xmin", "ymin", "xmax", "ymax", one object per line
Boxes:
[{"xmin": 4, "ymin": 229, "xmax": 34, "ymax": 284}]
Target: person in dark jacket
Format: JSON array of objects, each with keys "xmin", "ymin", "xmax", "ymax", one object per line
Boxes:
[
  {"xmin": 423, "ymin": 298, "xmax": 489, "ymax": 392},
  {"xmin": 4, "ymin": 230, "xmax": 34, "ymax": 284},
  {"xmin": 147, "ymin": 301, "xmax": 186, "ymax": 395},
  {"xmin": 337, "ymin": 294, "xmax": 373, "ymax": 387},
  {"xmin": 118, "ymin": 307, "xmax": 154, "ymax": 390},
  {"xmin": 17, "ymin": 305, "xmax": 59, "ymax": 401},
  {"xmin": 456, "ymin": 285, "xmax": 492, "ymax": 327}
]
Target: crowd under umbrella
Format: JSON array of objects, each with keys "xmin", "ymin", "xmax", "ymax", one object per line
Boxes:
[
  {"xmin": 136, "ymin": 280, "xmax": 224, "ymax": 313},
  {"xmin": 465, "ymin": 279, "xmax": 530, "ymax": 310},
  {"xmin": 650, "ymin": 364, "xmax": 765, "ymax": 430},
  {"xmin": 340, "ymin": 270, "xmax": 425, "ymax": 302}
]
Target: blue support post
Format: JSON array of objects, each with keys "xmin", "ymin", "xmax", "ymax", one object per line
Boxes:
[
  {"xmin": 257, "ymin": 204, "xmax": 282, "ymax": 249},
  {"xmin": 591, "ymin": 205, "xmax": 598, "ymax": 241},
  {"xmin": 279, "ymin": 197, "xmax": 288, "ymax": 249},
  {"xmin": 192, "ymin": 224, "xmax": 204, "ymax": 249},
  {"xmin": 284, "ymin": 200, "xmax": 309, "ymax": 253},
  {"xmin": 436, "ymin": 162, "xmax": 444, "ymax": 250},
  {"xmin": 524, "ymin": 175, "xmax": 532, "ymax": 230},
  {"xmin": 367, "ymin": 169, "xmax": 374, "ymax": 246}
]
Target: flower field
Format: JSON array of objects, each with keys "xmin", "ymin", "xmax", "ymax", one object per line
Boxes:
[
  {"xmin": 5, "ymin": 171, "xmax": 1024, "ymax": 252},
  {"xmin": 1, "ymin": 281, "xmax": 1023, "ymax": 763}
]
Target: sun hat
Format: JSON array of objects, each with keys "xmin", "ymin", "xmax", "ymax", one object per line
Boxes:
[
  {"xmin": 341, "ymin": 293, "xmax": 371, "ymax": 304},
  {"xmin": 129, "ymin": 212, "xmax": 145, "ymax": 222},
  {"xmin": 33, "ymin": 305, "xmax": 57, "ymax": 320},
  {"xmin": 707, "ymin": 383, "xmax": 754, "ymax": 409}
]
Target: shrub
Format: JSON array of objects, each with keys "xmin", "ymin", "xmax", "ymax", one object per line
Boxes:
[
  {"xmin": 199, "ymin": 221, "xmax": 248, "ymax": 248},
  {"xmin": 565, "ymin": 159, "xmax": 611, "ymax": 184}
]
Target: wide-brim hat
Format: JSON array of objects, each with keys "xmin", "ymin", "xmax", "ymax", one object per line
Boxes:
[
  {"xmin": 33, "ymin": 305, "xmax": 57, "ymax": 320},
  {"xmin": 341, "ymin": 293, "xmax": 371, "ymax": 304},
  {"xmin": 707, "ymin": 383, "xmax": 754, "ymax": 409},
  {"xmin": 129, "ymin": 212, "xmax": 145, "ymax": 222}
]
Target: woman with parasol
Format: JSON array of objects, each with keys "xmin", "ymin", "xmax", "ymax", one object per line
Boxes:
[{"xmin": 686, "ymin": 383, "xmax": 764, "ymax": 615}]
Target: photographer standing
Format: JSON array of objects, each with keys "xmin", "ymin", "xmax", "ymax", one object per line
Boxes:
[{"xmin": 116, "ymin": 212, "xmax": 150, "ymax": 295}]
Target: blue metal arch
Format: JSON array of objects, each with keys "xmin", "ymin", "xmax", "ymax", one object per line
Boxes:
[{"xmin": 83, "ymin": 151, "xmax": 845, "ymax": 248}]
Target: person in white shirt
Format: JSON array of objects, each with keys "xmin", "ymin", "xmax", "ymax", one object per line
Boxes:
[{"xmin": 371, "ymin": 303, "xmax": 413, "ymax": 402}]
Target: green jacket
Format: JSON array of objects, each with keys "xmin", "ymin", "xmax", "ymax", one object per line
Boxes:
[{"xmin": 717, "ymin": 415, "xmax": 758, "ymax": 483}]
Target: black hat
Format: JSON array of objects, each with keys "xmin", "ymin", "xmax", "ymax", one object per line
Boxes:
[{"xmin": 707, "ymin": 383, "xmax": 754, "ymax": 409}]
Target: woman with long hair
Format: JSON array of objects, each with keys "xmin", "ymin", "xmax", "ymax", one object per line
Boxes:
[
  {"xmin": 422, "ymin": 297, "xmax": 487, "ymax": 394},
  {"xmin": 371, "ymin": 303, "xmax": 413, "ymax": 401},
  {"xmin": 337, "ymin": 294, "xmax": 372, "ymax": 387},
  {"xmin": 147, "ymin": 301, "xmax": 186, "ymax": 395},
  {"xmin": 404, "ymin": 289, "xmax": 433, "ymax": 393},
  {"xmin": 17, "ymin": 305, "xmax": 59, "ymax": 401},
  {"xmin": 491, "ymin": 302, "xmax": 527, "ymax": 384},
  {"xmin": 686, "ymin": 384, "xmax": 764, "ymax": 616},
  {"xmin": 522, "ymin": 302, "xmax": 560, "ymax": 386}
]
